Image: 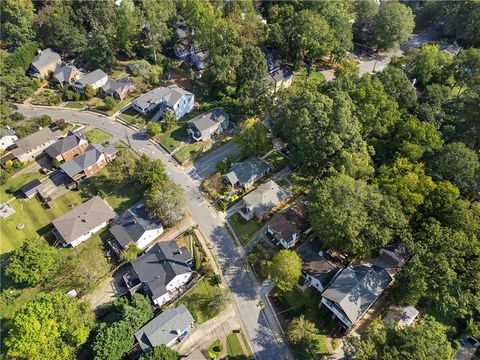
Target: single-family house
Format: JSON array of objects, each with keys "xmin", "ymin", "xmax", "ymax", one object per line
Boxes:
[
  {"xmin": 134, "ymin": 305, "xmax": 194, "ymax": 353},
  {"xmin": 266, "ymin": 202, "xmax": 309, "ymax": 249},
  {"xmin": 110, "ymin": 202, "xmax": 163, "ymax": 250},
  {"xmin": 131, "ymin": 85, "xmax": 194, "ymax": 119},
  {"xmin": 174, "ymin": 37, "xmax": 193, "ymax": 60},
  {"xmin": 191, "ymin": 51, "xmax": 207, "ymax": 70},
  {"xmin": 60, "ymin": 144, "xmax": 116, "ymax": 183},
  {"xmin": 72, "ymin": 69, "xmax": 108, "ymax": 93},
  {"xmin": 296, "ymin": 238, "xmax": 341, "ymax": 293},
  {"xmin": 100, "ymin": 77, "xmax": 136, "ymax": 101},
  {"xmin": 237, "ymin": 180, "xmax": 290, "ymax": 221},
  {"xmin": 266, "ymin": 66, "xmax": 294, "ymax": 93},
  {"xmin": 53, "ymin": 63, "xmax": 82, "ymax": 86},
  {"xmin": 28, "ymin": 48, "xmax": 62, "ymax": 79},
  {"xmin": 126, "ymin": 241, "xmax": 193, "ymax": 306},
  {"xmin": 44, "ymin": 131, "xmax": 89, "ymax": 163},
  {"xmin": 223, "ymin": 157, "xmax": 272, "ymax": 192},
  {"xmin": 187, "ymin": 108, "xmax": 230, "ymax": 142},
  {"xmin": 10, "ymin": 127, "xmax": 64, "ymax": 163},
  {"xmin": 20, "ymin": 179, "xmax": 43, "ymax": 199},
  {"xmin": 321, "ymin": 264, "xmax": 393, "ymax": 330},
  {"xmin": 0, "ymin": 127, "xmax": 18, "ymax": 150},
  {"xmin": 0, "ymin": 152, "xmax": 15, "ymax": 168},
  {"xmin": 52, "ymin": 196, "xmax": 116, "ymax": 247}
]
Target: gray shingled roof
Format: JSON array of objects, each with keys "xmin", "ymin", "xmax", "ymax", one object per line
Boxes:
[
  {"xmin": 135, "ymin": 305, "xmax": 194, "ymax": 352},
  {"xmin": 74, "ymin": 69, "xmax": 107, "ymax": 87},
  {"xmin": 110, "ymin": 202, "xmax": 163, "ymax": 248},
  {"xmin": 101, "ymin": 77, "xmax": 134, "ymax": 97},
  {"xmin": 31, "ymin": 48, "xmax": 61, "ymax": 72},
  {"xmin": 131, "ymin": 241, "xmax": 192, "ymax": 300},
  {"xmin": 53, "ymin": 64, "xmax": 79, "ymax": 83},
  {"xmin": 52, "ymin": 196, "xmax": 116, "ymax": 245},
  {"xmin": 322, "ymin": 264, "xmax": 393, "ymax": 326},
  {"xmin": 11, "ymin": 127, "xmax": 64, "ymax": 158},
  {"xmin": 242, "ymin": 180, "xmax": 290, "ymax": 216},
  {"xmin": 44, "ymin": 131, "xmax": 86, "ymax": 158},
  {"xmin": 0, "ymin": 127, "xmax": 16, "ymax": 138},
  {"xmin": 188, "ymin": 107, "xmax": 229, "ymax": 132},
  {"xmin": 132, "ymin": 85, "xmax": 193, "ymax": 111},
  {"xmin": 267, "ymin": 66, "xmax": 293, "ymax": 84},
  {"xmin": 224, "ymin": 157, "xmax": 272, "ymax": 187},
  {"xmin": 20, "ymin": 179, "xmax": 42, "ymax": 197},
  {"xmin": 60, "ymin": 144, "xmax": 115, "ymax": 178}
]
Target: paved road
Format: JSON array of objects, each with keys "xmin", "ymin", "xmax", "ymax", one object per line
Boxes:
[
  {"xmin": 18, "ymin": 106, "xmax": 292, "ymax": 360},
  {"xmin": 188, "ymin": 141, "xmax": 241, "ymax": 181}
]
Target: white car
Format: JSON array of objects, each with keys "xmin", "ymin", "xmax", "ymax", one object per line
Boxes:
[{"xmin": 466, "ymin": 337, "xmax": 480, "ymax": 348}]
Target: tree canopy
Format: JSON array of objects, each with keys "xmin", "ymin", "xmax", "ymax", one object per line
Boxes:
[
  {"xmin": 269, "ymin": 250, "xmax": 302, "ymax": 293},
  {"xmin": 234, "ymin": 117, "xmax": 271, "ymax": 157}
]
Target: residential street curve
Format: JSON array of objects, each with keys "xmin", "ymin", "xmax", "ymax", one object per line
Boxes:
[{"xmin": 17, "ymin": 105, "xmax": 293, "ymax": 360}]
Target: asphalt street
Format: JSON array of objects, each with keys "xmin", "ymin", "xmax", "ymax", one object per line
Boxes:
[
  {"xmin": 18, "ymin": 106, "xmax": 293, "ymax": 360},
  {"xmin": 189, "ymin": 141, "xmax": 241, "ymax": 180}
]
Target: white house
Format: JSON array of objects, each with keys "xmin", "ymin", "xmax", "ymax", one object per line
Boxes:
[
  {"xmin": 52, "ymin": 196, "xmax": 116, "ymax": 247},
  {"xmin": 72, "ymin": 69, "xmax": 108, "ymax": 93},
  {"xmin": 265, "ymin": 202, "xmax": 310, "ymax": 249},
  {"xmin": 110, "ymin": 202, "xmax": 163, "ymax": 250},
  {"xmin": 0, "ymin": 127, "xmax": 18, "ymax": 150}
]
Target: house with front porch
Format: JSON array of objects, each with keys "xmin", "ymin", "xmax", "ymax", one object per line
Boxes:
[
  {"xmin": 187, "ymin": 107, "xmax": 230, "ymax": 142},
  {"xmin": 266, "ymin": 201, "xmax": 310, "ymax": 249},
  {"xmin": 72, "ymin": 69, "xmax": 109, "ymax": 93},
  {"xmin": 223, "ymin": 157, "xmax": 272, "ymax": 193},
  {"xmin": 53, "ymin": 63, "xmax": 82, "ymax": 86},
  {"xmin": 28, "ymin": 48, "xmax": 61, "ymax": 79}
]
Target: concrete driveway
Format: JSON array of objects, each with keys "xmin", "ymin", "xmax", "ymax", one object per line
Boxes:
[
  {"xmin": 188, "ymin": 141, "xmax": 241, "ymax": 180},
  {"xmin": 86, "ymin": 269, "xmax": 129, "ymax": 309},
  {"xmin": 453, "ymin": 345, "xmax": 477, "ymax": 360}
]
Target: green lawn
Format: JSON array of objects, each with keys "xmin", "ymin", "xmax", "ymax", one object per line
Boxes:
[
  {"xmin": 178, "ymin": 278, "xmax": 221, "ymax": 324},
  {"xmin": 93, "ymin": 95, "xmax": 136, "ymax": 116},
  {"xmin": 228, "ymin": 213, "xmax": 263, "ymax": 245},
  {"xmin": 155, "ymin": 124, "xmax": 188, "ymax": 153},
  {"xmin": 83, "ymin": 128, "xmax": 112, "ymax": 144},
  {"xmin": 227, "ymin": 333, "xmax": 245, "ymax": 357},
  {"xmin": 264, "ymin": 151, "xmax": 286, "ymax": 169},
  {"xmin": 118, "ymin": 107, "xmax": 148, "ymax": 126},
  {"xmin": 65, "ymin": 101, "xmax": 86, "ymax": 109},
  {"xmin": 174, "ymin": 141, "xmax": 207, "ymax": 164},
  {"xmin": 0, "ymin": 171, "xmax": 45, "ymax": 203},
  {"xmin": 294, "ymin": 68, "xmax": 326, "ymax": 84}
]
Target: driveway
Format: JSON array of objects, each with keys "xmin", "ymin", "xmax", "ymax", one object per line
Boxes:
[
  {"xmin": 86, "ymin": 269, "xmax": 129, "ymax": 309},
  {"xmin": 188, "ymin": 141, "xmax": 241, "ymax": 181},
  {"xmin": 453, "ymin": 345, "xmax": 477, "ymax": 360}
]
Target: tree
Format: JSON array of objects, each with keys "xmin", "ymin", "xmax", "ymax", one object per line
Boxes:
[
  {"xmin": 310, "ymin": 174, "xmax": 406, "ymax": 257},
  {"xmin": 145, "ymin": 184, "xmax": 186, "ymax": 227},
  {"xmin": 84, "ymin": 84, "xmax": 97, "ymax": 99},
  {"xmin": 371, "ymin": 3, "xmax": 415, "ymax": 52},
  {"xmin": 135, "ymin": 156, "xmax": 169, "ymax": 189},
  {"xmin": 84, "ymin": 27, "xmax": 117, "ymax": 72},
  {"xmin": 452, "ymin": 48, "xmax": 480, "ymax": 95},
  {"xmin": 353, "ymin": 0, "xmax": 378, "ymax": 46},
  {"xmin": 115, "ymin": 0, "xmax": 140, "ymax": 57},
  {"xmin": 287, "ymin": 315, "xmax": 323, "ymax": 358},
  {"xmin": 6, "ymin": 236, "xmax": 55, "ymax": 286},
  {"xmin": 93, "ymin": 321, "xmax": 134, "ymax": 360},
  {"xmin": 415, "ymin": 83, "xmax": 452, "ymax": 128},
  {"xmin": 411, "ymin": 44, "xmax": 452, "ymax": 87},
  {"xmin": 1, "ymin": 0, "xmax": 35, "ymax": 47},
  {"xmin": 120, "ymin": 244, "xmax": 141, "ymax": 263},
  {"xmin": 377, "ymin": 157, "xmax": 436, "ymax": 216},
  {"xmin": 269, "ymin": 250, "xmax": 302, "ymax": 293},
  {"xmin": 3, "ymin": 41, "xmax": 38, "ymax": 71},
  {"xmin": 140, "ymin": 345, "xmax": 179, "ymax": 360},
  {"xmin": 5, "ymin": 293, "xmax": 94, "ymax": 360},
  {"xmin": 108, "ymin": 149, "xmax": 136, "ymax": 182},
  {"xmin": 161, "ymin": 109, "xmax": 176, "ymax": 132},
  {"xmin": 456, "ymin": 1, "xmax": 480, "ymax": 47},
  {"xmin": 120, "ymin": 293, "xmax": 154, "ymax": 330},
  {"xmin": 103, "ymin": 96, "xmax": 117, "ymax": 111},
  {"xmin": 234, "ymin": 117, "xmax": 271, "ymax": 157},
  {"xmin": 146, "ymin": 122, "xmax": 162, "ymax": 137},
  {"xmin": 376, "ymin": 65, "xmax": 417, "ymax": 109},
  {"xmin": 141, "ymin": 0, "xmax": 176, "ymax": 64},
  {"xmin": 427, "ymin": 142, "xmax": 480, "ymax": 194}
]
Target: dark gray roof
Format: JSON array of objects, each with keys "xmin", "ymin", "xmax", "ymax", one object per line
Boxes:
[
  {"xmin": 20, "ymin": 179, "xmax": 42, "ymax": 196},
  {"xmin": 110, "ymin": 202, "xmax": 163, "ymax": 248},
  {"xmin": 135, "ymin": 305, "xmax": 194, "ymax": 352},
  {"xmin": 101, "ymin": 77, "xmax": 134, "ymax": 97},
  {"xmin": 0, "ymin": 127, "xmax": 16, "ymax": 137},
  {"xmin": 131, "ymin": 241, "xmax": 192, "ymax": 300},
  {"xmin": 74, "ymin": 69, "xmax": 107, "ymax": 87},
  {"xmin": 31, "ymin": 48, "xmax": 61, "ymax": 72},
  {"xmin": 322, "ymin": 264, "xmax": 393, "ymax": 326},
  {"xmin": 53, "ymin": 64, "xmax": 79, "ymax": 83},
  {"xmin": 296, "ymin": 238, "xmax": 340, "ymax": 287},
  {"xmin": 262, "ymin": 46, "xmax": 281, "ymax": 73},
  {"xmin": 132, "ymin": 85, "xmax": 193, "ymax": 111},
  {"xmin": 224, "ymin": 157, "xmax": 272, "ymax": 187},
  {"xmin": 188, "ymin": 108, "xmax": 229, "ymax": 132},
  {"xmin": 11, "ymin": 127, "xmax": 64, "ymax": 157},
  {"xmin": 52, "ymin": 196, "xmax": 116, "ymax": 244},
  {"xmin": 242, "ymin": 180, "xmax": 291, "ymax": 216},
  {"xmin": 267, "ymin": 66, "xmax": 293, "ymax": 84},
  {"xmin": 44, "ymin": 131, "xmax": 86, "ymax": 158},
  {"xmin": 60, "ymin": 144, "xmax": 115, "ymax": 178}
]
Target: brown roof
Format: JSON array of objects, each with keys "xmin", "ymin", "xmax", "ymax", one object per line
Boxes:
[
  {"xmin": 11, "ymin": 127, "xmax": 64, "ymax": 157},
  {"xmin": 268, "ymin": 213, "xmax": 299, "ymax": 241},
  {"xmin": 280, "ymin": 202, "xmax": 309, "ymax": 232},
  {"xmin": 52, "ymin": 196, "xmax": 116, "ymax": 244}
]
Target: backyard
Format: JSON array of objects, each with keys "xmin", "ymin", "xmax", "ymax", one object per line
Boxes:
[
  {"xmin": 82, "ymin": 128, "xmax": 112, "ymax": 144},
  {"xmin": 264, "ymin": 151, "xmax": 286, "ymax": 170},
  {"xmin": 0, "ymin": 171, "xmax": 44, "ymax": 203},
  {"xmin": 228, "ymin": 213, "xmax": 263, "ymax": 245}
]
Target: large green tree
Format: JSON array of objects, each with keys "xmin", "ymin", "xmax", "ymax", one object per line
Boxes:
[
  {"xmin": 1, "ymin": 0, "xmax": 35, "ymax": 47},
  {"xmin": 452, "ymin": 48, "xmax": 480, "ymax": 94},
  {"xmin": 5, "ymin": 293, "xmax": 94, "ymax": 360},
  {"xmin": 234, "ymin": 117, "xmax": 271, "ymax": 157},
  {"xmin": 145, "ymin": 184, "xmax": 186, "ymax": 227},
  {"xmin": 310, "ymin": 174, "xmax": 406, "ymax": 257},
  {"xmin": 410, "ymin": 44, "xmax": 452, "ymax": 87},
  {"xmin": 140, "ymin": 345, "xmax": 179, "ymax": 360},
  {"xmin": 115, "ymin": 0, "xmax": 141, "ymax": 57},
  {"xmin": 93, "ymin": 320, "xmax": 134, "ymax": 360},
  {"xmin": 269, "ymin": 250, "xmax": 302, "ymax": 293},
  {"xmin": 287, "ymin": 315, "xmax": 326, "ymax": 358},
  {"xmin": 376, "ymin": 65, "xmax": 417, "ymax": 109},
  {"xmin": 6, "ymin": 236, "xmax": 56, "ymax": 286}
]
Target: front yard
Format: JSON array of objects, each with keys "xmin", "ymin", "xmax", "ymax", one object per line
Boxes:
[
  {"xmin": 228, "ymin": 213, "xmax": 263, "ymax": 245},
  {"xmin": 264, "ymin": 151, "xmax": 286, "ymax": 169},
  {"xmin": 117, "ymin": 107, "xmax": 149, "ymax": 126},
  {"xmin": 82, "ymin": 128, "xmax": 112, "ymax": 144}
]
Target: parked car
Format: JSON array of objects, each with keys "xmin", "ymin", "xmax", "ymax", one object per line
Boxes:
[{"xmin": 467, "ymin": 337, "xmax": 480, "ymax": 348}]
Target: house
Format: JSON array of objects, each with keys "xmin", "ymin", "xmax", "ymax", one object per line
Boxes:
[
  {"xmin": 187, "ymin": 108, "xmax": 230, "ymax": 142},
  {"xmin": 321, "ymin": 263, "xmax": 393, "ymax": 330},
  {"xmin": 52, "ymin": 196, "xmax": 116, "ymax": 247},
  {"xmin": 72, "ymin": 69, "xmax": 108, "ymax": 93},
  {"xmin": 0, "ymin": 127, "xmax": 18, "ymax": 150},
  {"xmin": 191, "ymin": 51, "xmax": 207, "ymax": 70},
  {"xmin": 52, "ymin": 63, "xmax": 82, "ymax": 86},
  {"xmin": 126, "ymin": 241, "xmax": 193, "ymax": 306},
  {"xmin": 266, "ymin": 202, "xmax": 310, "ymax": 249},
  {"xmin": 28, "ymin": 48, "xmax": 61, "ymax": 79},
  {"xmin": 223, "ymin": 157, "xmax": 272, "ymax": 192},
  {"xmin": 0, "ymin": 152, "xmax": 15, "ymax": 168},
  {"xmin": 174, "ymin": 37, "xmax": 193, "ymax": 60},
  {"xmin": 134, "ymin": 305, "xmax": 194, "ymax": 353},
  {"xmin": 100, "ymin": 77, "xmax": 136, "ymax": 101},
  {"xmin": 237, "ymin": 180, "xmax": 290, "ymax": 221},
  {"xmin": 20, "ymin": 179, "xmax": 43, "ymax": 199},
  {"xmin": 296, "ymin": 238, "xmax": 341, "ymax": 293},
  {"xmin": 131, "ymin": 85, "xmax": 194, "ymax": 119},
  {"xmin": 60, "ymin": 144, "xmax": 116, "ymax": 183},
  {"xmin": 10, "ymin": 127, "xmax": 64, "ymax": 163},
  {"xmin": 378, "ymin": 242, "xmax": 409, "ymax": 271},
  {"xmin": 110, "ymin": 202, "xmax": 163, "ymax": 250},
  {"xmin": 44, "ymin": 131, "xmax": 89, "ymax": 162},
  {"xmin": 266, "ymin": 66, "xmax": 294, "ymax": 93}
]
